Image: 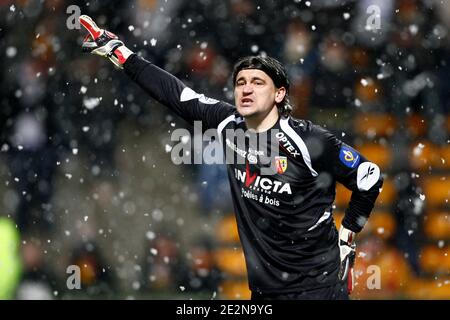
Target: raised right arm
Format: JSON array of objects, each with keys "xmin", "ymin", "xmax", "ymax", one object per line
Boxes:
[
  {"xmin": 123, "ymin": 54, "xmax": 235, "ymax": 129},
  {"xmin": 79, "ymin": 14, "xmax": 235, "ymax": 129}
]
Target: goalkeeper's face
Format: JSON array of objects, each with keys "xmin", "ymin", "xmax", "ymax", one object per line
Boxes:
[{"xmin": 234, "ymin": 69, "xmax": 286, "ymax": 121}]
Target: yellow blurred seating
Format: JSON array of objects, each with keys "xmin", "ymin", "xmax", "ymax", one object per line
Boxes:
[
  {"xmin": 421, "ymin": 176, "xmax": 450, "ymax": 208},
  {"xmin": 219, "ymin": 280, "xmax": 251, "ymax": 300},
  {"xmin": 353, "ymin": 113, "xmax": 397, "ymax": 137},
  {"xmin": 357, "ymin": 143, "xmax": 393, "ymax": 171},
  {"xmin": 424, "ymin": 211, "xmax": 450, "ymax": 240},
  {"xmin": 419, "ymin": 245, "xmax": 450, "ymax": 274},
  {"xmin": 215, "ymin": 214, "xmax": 240, "ymax": 244},
  {"xmin": 214, "ymin": 248, "xmax": 247, "ymax": 276}
]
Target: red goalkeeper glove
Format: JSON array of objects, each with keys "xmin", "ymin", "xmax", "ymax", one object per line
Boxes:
[{"xmin": 79, "ymin": 15, "xmax": 134, "ymax": 69}]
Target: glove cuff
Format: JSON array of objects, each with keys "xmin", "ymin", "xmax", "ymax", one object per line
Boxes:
[
  {"xmin": 114, "ymin": 45, "xmax": 134, "ymax": 65},
  {"xmin": 339, "ymin": 225, "xmax": 356, "ymax": 245}
]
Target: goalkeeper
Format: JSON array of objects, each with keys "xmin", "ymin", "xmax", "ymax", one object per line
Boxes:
[{"xmin": 78, "ymin": 15, "xmax": 383, "ymax": 300}]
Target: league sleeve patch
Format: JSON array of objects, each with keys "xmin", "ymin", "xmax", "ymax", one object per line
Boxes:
[{"xmin": 339, "ymin": 146, "xmax": 360, "ymax": 168}]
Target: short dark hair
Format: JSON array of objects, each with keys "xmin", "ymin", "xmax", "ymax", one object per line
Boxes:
[{"xmin": 232, "ymin": 56, "xmax": 293, "ymax": 117}]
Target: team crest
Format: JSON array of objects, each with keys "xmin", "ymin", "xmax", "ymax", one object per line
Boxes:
[{"xmin": 275, "ymin": 156, "xmax": 288, "ymax": 174}]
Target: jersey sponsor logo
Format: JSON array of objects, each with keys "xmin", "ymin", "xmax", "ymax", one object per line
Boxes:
[
  {"xmin": 235, "ymin": 164, "xmax": 292, "ymax": 194},
  {"xmin": 357, "ymin": 162, "xmax": 380, "ymax": 191},
  {"xmin": 241, "ymin": 188, "xmax": 280, "ymax": 206},
  {"xmin": 275, "ymin": 132, "xmax": 300, "ymax": 157},
  {"xmin": 339, "ymin": 146, "xmax": 360, "ymax": 168},
  {"xmin": 274, "ymin": 156, "xmax": 287, "ymax": 174},
  {"xmin": 180, "ymin": 87, "xmax": 219, "ymax": 105},
  {"xmin": 225, "ymin": 139, "xmax": 263, "ymax": 164}
]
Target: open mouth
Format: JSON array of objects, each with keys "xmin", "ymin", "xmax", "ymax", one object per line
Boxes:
[{"xmin": 241, "ymin": 98, "xmax": 253, "ymax": 106}]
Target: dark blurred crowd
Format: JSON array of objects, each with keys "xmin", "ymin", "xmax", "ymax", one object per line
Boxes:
[{"xmin": 0, "ymin": 0, "xmax": 449, "ymax": 299}]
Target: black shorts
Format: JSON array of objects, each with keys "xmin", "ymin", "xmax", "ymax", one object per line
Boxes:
[{"xmin": 251, "ymin": 282, "xmax": 349, "ymax": 300}]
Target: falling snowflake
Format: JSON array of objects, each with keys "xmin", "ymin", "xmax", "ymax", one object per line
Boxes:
[
  {"xmin": 83, "ymin": 97, "xmax": 101, "ymax": 110},
  {"xmin": 181, "ymin": 135, "xmax": 190, "ymax": 144},
  {"xmin": 6, "ymin": 47, "xmax": 17, "ymax": 58},
  {"xmin": 132, "ymin": 281, "xmax": 140, "ymax": 290},
  {"xmin": 146, "ymin": 231, "xmax": 155, "ymax": 240},
  {"xmin": 413, "ymin": 143, "xmax": 425, "ymax": 156}
]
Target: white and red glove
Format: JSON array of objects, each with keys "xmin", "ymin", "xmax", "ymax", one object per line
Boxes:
[
  {"xmin": 338, "ymin": 225, "xmax": 356, "ymax": 294},
  {"xmin": 79, "ymin": 15, "xmax": 134, "ymax": 69}
]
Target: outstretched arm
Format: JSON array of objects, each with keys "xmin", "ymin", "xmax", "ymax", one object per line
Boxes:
[{"xmin": 78, "ymin": 15, "xmax": 235, "ymax": 129}]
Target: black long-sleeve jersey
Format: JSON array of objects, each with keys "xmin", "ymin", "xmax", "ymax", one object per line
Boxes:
[{"xmin": 124, "ymin": 55, "xmax": 383, "ymax": 293}]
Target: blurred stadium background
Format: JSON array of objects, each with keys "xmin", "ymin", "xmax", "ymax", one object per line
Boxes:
[{"xmin": 0, "ymin": 0, "xmax": 449, "ymax": 300}]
